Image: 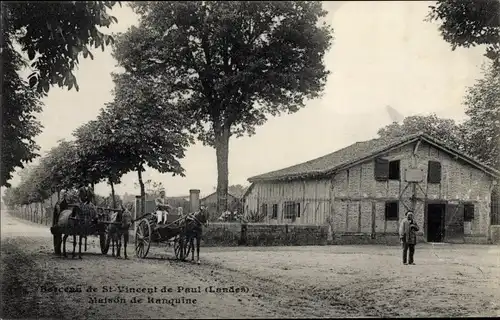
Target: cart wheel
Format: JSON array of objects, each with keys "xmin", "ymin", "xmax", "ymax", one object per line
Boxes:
[
  {"xmin": 53, "ymin": 233, "xmax": 62, "ymax": 255},
  {"xmin": 100, "ymin": 229, "xmax": 110, "ymax": 255},
  {"xmin": 136, "ymin": 219, "xmax": 151, "ymax": 259}
]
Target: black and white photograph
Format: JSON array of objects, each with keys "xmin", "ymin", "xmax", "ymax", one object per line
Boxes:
[{"xmin": 1, "ymin": 1, "xmax": 499, "ymax": 318}]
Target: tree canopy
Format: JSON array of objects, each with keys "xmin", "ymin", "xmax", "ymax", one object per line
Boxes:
[
  {"xmin": 377, "ymin": 114, "xmax": 466, "ymax": 151},
  {"xmin": 428, "ymin": 0, "xmax": 500, "ymax": 68},
  {"xmin": 461, "ymin": 64, "xmax": 500, "ymax": 168},
  {"xmin": 1, "ymin": 36, "xmax": 43, "ymax": 187},
  {"xmin": 1, "ymin": 1, "xmax": 120, "ymax": 188},
  {"xmin": 113, "ymin": 1, "xmax": 333, "ymax": 212},
  {"xmin": 4, "ymin": 1, "xmax": 120, "ymax": 94}
]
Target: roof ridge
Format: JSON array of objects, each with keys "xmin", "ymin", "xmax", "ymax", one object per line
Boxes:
[
  {"xmin": 248, "ymin": 132, "xmax": 429, "ymax": 182},
  {"xmin": 248, "ymin": 131, "xmax": 499, "ymax": 182}
]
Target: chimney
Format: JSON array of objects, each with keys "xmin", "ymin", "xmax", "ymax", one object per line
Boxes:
[{"xmin": 189, "ymin": 189, "xmax": 200, "ymax": 213}]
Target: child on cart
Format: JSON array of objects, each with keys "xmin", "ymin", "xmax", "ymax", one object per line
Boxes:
[{"xmin": 155, "ymin": 189, "xmax": 173, "ymax": 224}]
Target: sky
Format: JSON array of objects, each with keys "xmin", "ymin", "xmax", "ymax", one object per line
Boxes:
[{"xmin": 5, "ymin": 1, "xmax": 489, "ymax": 199}]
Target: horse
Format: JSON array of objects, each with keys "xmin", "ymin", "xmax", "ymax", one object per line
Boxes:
[
  {"xmin": 107, "ymin": 205, "xmax": 133, "ymax": 259},
  {"xmin": 184, "ymin": 206, "xmax": 210, "ymax": 264},
  {"xmin": 53, "ymin": 202, "xmax": 97, "ymax": 259}
]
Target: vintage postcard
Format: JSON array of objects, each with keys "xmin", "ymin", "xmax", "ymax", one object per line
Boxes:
[{"xmin": 1, "ymin": 1, "xmax": 499, "ymax": 319}]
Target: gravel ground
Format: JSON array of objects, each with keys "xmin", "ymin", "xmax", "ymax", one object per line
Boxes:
[{"xmin": 1, "ymin": 211, "xmax": 499, "ymax": 319}]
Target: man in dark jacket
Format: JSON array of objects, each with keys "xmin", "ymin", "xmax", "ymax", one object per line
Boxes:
[
  {"xmin": 399, "ymin": 211, "xmax": 419, "ymax": 265},
  {"xmin": 78, "ymin": 183, "xmax": 94, "ymax": 204}
]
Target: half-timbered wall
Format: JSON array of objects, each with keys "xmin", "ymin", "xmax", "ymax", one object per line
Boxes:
[
  {"xmin": 244, "ymin": 179, "xmax": 331, "ymax": 225},
  {"xmin": 244, "ymin": 140, "xmax": 495, "ymax": 241}
]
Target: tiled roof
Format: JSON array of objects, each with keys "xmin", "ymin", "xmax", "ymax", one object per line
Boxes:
[{"xmin": 247, "ymin": 132, "xmax": 499, "ymax": 182}]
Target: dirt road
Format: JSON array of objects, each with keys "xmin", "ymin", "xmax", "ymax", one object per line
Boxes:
[{"xmin": 2, "ymin": 212, "xmax": 499, "ymax": 319}]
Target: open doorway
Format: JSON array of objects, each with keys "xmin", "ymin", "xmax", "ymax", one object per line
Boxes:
[{"xmin": 427, "ymin": 203, "xmax": 445, "ymax": 242}]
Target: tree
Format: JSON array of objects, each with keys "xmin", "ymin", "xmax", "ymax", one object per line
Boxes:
[
  {"xmin": 114, "ymin": 1, "xmax": 333, "ymax": 213},
  {"xmin": 377, "ymin": 114, "xmax": 466, "ymax": 151},
  {"xmin": 42, "ymin": 140, "xmax": 88, "ymax": 198},
  {"xmin": 1, "ymin": 1, "xmax": 120, "ymax": 187},
  {"xmin": 1, "ymin": 31, "xmax": 43, "ymax": 187},
  {"xmin": 428, "ymin": 0, "xmax": 500, "ymax": 68},
  {"xmin": 3, "ymin": 1, "xmax": 120, "ymax": 93},
  {"xmin": 2, "ymin": 187, "xmax": 21, "ymax": 210},
  {"xmin": 213, "ymin": 184, "xmax": 248, "ymax": 198},
  {"xmin": 105, "ymin": 72, "xmax": 193, "ymax": 214},
  {"xmin": 461, "ymin": 64, "xmax": 500, "ymax": 168},
  {"xmin": 134, "ymin": 180, "xmax": 165, "ymax": 199},
  {"xmin": 73, "ymin": 111, "xmax": 131, "ymax": 208}
]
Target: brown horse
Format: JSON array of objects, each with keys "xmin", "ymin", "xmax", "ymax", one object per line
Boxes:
[
  {"xmin": 107, "ymin": 205, "xmax": 133, "ymax": 259},
  {"xmin": 53, "ymin": 203, "xmax": 97, "ymax": 259},
  {"xmin": 184, "ymin": 206, "xmax": 210, "ymax": 264}
]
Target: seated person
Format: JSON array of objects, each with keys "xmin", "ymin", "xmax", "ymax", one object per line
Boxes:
[{"xmin": 155, "ymin": 189, "xmax": 172, "ymax": 224}]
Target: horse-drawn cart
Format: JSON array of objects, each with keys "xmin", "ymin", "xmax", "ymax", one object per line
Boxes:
[
  {"xmin": 134, "ymin": 207, "xmax": 209, "ymax": 261},
  {"xmin": 134, "ymin": 212, "xmax": 191, "ymax": 260},
  {"xmin": 50, "ymin": 204, "xmax": 123, "ymax": 256}
]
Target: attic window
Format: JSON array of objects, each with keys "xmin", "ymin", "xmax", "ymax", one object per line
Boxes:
[
  {"xmin": 388, "ymin": 160, "xmax": 400, "ymax": 180},
  {"xmin": 427, "ymin": 161, "xmax": 442, "ymax": 184},
  {"xmin": 374, "ymin": 158, "xmax": 389, "ymax": 181},
  {"xmin": 374, "ymin": 158, "xmax": 400, "ymax": 181}
]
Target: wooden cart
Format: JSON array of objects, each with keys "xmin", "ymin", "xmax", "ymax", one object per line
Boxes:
[{"xmin": 134, "ymin": 212, "xmax": 191, "ymax": 260}]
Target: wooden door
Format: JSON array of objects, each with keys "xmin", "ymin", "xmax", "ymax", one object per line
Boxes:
[{"xmin": 444, "ymin": 203, "xmax": 465, "ymax": 243}]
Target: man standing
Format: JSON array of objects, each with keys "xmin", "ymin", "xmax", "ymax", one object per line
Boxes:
[
  {"xmin": 399, "ymin": 211, "xmax": 419, "ymax": 265},
  {"xmin": 155, "ymin": 189, "xmax": 172, "ymax": 224}
]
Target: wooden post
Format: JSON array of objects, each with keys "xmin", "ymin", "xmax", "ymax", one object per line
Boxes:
[
  {"xmin": 371, "ymin": 201, "xmax": 376, "ymax": 239},
  {"xmin": 134, "ymin": 195, "xmax": 141, "ymax": 236},
  {"xmin": 189, "ymin": 189, "xmax": 200, "ymax": 213},
  {"xmin": 411, "ymin": 140, "xmax": 422, "ymax": 214}
]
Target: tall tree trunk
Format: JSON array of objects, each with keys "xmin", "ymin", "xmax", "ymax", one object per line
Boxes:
[
  {"xmin": 109, "ymin": 179, "xmax": 116, "ymax": 209},
  {"xmin": 137, "ymin": 167, "xmax": 146, "ymax": 215},
  {"xmin": 57, "ymin": 190, "xmax": 60, "ymax": 202},
  {"xmin": 215, "ymin": 126, "xmax": 230, "ymax": 214}
]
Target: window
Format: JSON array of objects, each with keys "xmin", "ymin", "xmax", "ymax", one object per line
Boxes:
[
  {"xmin": 388, "ymin": 160, "xmax": 400, "ymax": 180},
  {"xmin": 284, "ymin": 201, "xmax": 298, "ymax": 219},
  {"xmin": 272, "ymin": 204, "xmax": 278, "ymax": 219},
  {"xmin": 427, "ymin": 161, "xmax": 442, "ymax": 184},
  {"xmin": 260, "ymin": 203, "xmax": 268, "ymax": 216},
  {"xmin": 374, "ymin": 158, "xmax": 400, "ymax": 181},
  {"xmin": 374, "ymin": 158, "xmax": 389, "ymax": 181},
  {"xmin": 385, "ymin": 201, "xmax": 399, "ymax": 221},
  {"xmin": 297, "ymin": 203, "xmax": 301, "ymax": 218},
  {"xmin": 464, "ymin": 203, "xmax": 474, "ymax": 222}
]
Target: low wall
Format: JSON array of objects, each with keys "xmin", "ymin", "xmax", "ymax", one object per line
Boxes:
[
  {"xmin": 200, "ymin": 224, "xmax": 418, "ymax": 246},
  {"xmin": 203, "ymin": 223, "xmax": 329, "ymax": 247}
]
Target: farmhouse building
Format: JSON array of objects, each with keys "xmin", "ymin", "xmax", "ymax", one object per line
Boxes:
[{"xmin": 244, "ymin": 132, "xmax": 499, "ymax": 244}]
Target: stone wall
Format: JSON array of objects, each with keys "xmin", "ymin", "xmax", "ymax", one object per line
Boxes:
[{"xmin": 202, "ymin": 223, "xmax": 329, "ymax": 246}]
